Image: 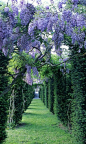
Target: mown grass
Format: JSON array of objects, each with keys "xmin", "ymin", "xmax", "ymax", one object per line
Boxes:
[{"xmin": 4, "ymin": 99, "xmax": 74, "ymax": 144}]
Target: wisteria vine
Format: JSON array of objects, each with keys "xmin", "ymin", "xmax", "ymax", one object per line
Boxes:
[{"xmin": 0, "ymin": 0, "xmax": 86, "ymax": 87}]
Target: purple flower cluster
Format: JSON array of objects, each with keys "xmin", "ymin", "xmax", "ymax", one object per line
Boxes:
[
  {"xmin": 17, "ymin": 34, "xmax": 30, "ymax": 52},
  {"xmin": 52, "ymin": 26, "xmax": 64, "ymax": 49},
  {"xmin": 50, "ymin": 0, "xmax": 54, "ymax": 4},
  {"xmin": 28, "ymin": 20, "xmax": 37, "ymax": 36},
  {"xmin": 76, "ymin": 15, "xmax": 86, "ymax": 28},
  {"xmin": 28, "ymin": 12, "xmax": 58, "ymax": 35},
  {"xmin": 37, "ymin": 18, "xmax": 49, "ymax": 32},
  {"xmin": 84, "ymin": 41, "xmax": 86, "ymax": 49},
  {"xmin": 26, "ymin": 73, "xmax": 33, "ymax": 85},
  {"xmin": 20, "ymin": 3, "xmax": 35, "ymax": 26},
  {"xmin": 71, "ymin": 0, "xmax": 79, "ymax": 5},
  {"xmin": 32, "ymin": 67, "xmax": 38, "ymax": 77},
  {"xmin": 62, "ymin": 10, "xmax": 72, "ymax": 23},
  {"xmin": 25, "ymin": 65, "xmax": 33, "ymax": 85},
  {"xmin": 11, "ymin": 5, "xmax": 18, "ymax": 16},
  {"xmin": 36, "ymin": 0, "xmax": 42, "ymax": 5},
  {"xmin": 4, "ymin": 7, "xmax": 9, "ymax": 13},
  {"xmin": 58, "ymin": 0, "xmax": 67, "ymax": 9}
]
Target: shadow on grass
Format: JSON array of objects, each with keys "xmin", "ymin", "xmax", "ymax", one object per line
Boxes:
[
  {"xmin": 23, "ymin": 112, "xmax": 42, "ymax": 116},
  {"xmin": 15, "ymin": 123, "xmax": 27, "ymax": 128}
]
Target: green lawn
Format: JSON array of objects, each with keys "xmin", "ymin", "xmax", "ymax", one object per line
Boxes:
[{"xmin": 4, "ymin": 99, "xmax": 74, "ymax": 144}]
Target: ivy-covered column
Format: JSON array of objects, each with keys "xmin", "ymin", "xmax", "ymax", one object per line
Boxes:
[{"xmin": 0, "ymin": 51, "xmax": 9, "ymax": 143}]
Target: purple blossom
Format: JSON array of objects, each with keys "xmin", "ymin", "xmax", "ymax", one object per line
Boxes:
[
  {"xmin": 3, "ymin": 38, "xmax": 8, "ymax": 46},
  {"xmin": 31, "ymin": 40, "xmax": 41, "ymax": 50},
  {"xmin": 36, "ymin": 0, "xmax": 42, "ymax": 5},
  {"xmin": 71, "ymin": 32, "xmax": 78, "ymax": 44},
  {"xmin": 28, "ymin": 21, "xmax": 37, "ymax": 36},
  {"xmin": 4, "ymin": 7, "xmax": 9, "ymax": 13},
  {"xmin": 10, "ymin": 34, "xmax": 18, "ymax": 41},
  {"xmin": 79, "ymin": 0, "xmax": 86, "ymax": 6},
  {"xmin": 47, "ymin": 14, "xmax": 58, "ymax": 32},
  {"xmin": 20, "ymin": 9, "xmax": 30, "ymax": 25},
  {"xmin": 50, "ymin": 0, "xmax": 54, "ymax": 4},
  {"xmin": 0, "ymin": 41, "xmax": 3, "ymax": 50},
  {"xmin": 78, "ymin": 32, "xmax": 85, "ymax": 43},
  {"xmin": 76, "ymin": 15, "xmax": 86, "ymax": 28},
  {"xmin": 11, "ymin": 0, "xmax": 17, "ymax": 3},
  {"xmin": 37, "ymin": 18, "xmax": 49, "ymax": 32},
  {"xmin": 26, "ymin": 65, "xmax": 31, "ymax": 74},
  {"xmin": 45, "ymin": 6, "xmax": 49, "ymax": 10},
  {"xmin": 58, "ymin": 0, "xmax": 67, "ymax": 9},
  {"xmin": 52, "ymin": 31, "xmax": 64, "ymax": 49},
  {"xmin": 15, "ymin": 27, "xmax": 20, "ymax": 33},
  {"xmin": 0, "ymin": 32, "xmax": 3, "ymax": 50},
  {"xmin": 84, "ymin": 40, "xmax": 86, "ymax": 49},
  {"xmin": 20, "ymin": 3, "xmax": 35, "ymax": 26},
  {"xmin": 25, "ymin": 65, "xmax": 32, "ymax": 85},
  {"xmin": 11, "ymin": 5, "xmax": 18, "ymax": 16},
  {"xmin": 29, "ymin": 50, "xmax": 35, "ymax": 59},
  {"xmin": 63, "ymin": 57, "xmax": 69, "ymax": 62},
  {"xmin": 71, "ymin": 14, "xmax": 77, "ymax": 27},
  {"xmin": 2, "ymin": 47, "xmax": 8, "ymax": 56},
  {"xmin": 55, "ymin": 48, "xmax": 62, "ymax": 56},
  {"xmin": 58, "ymin": 2, "xmax": 63, "ymax": 9},
  {"xmin": 26, "ymin": 73, "xmax": 33, "ymax": 85},
  {"xmin": 32, "ymin": 67, "xmax": 38, "ymax": 77},
  {"xmin": 62, "ymin": 10, "xmax": 72, "ymax": 23},
  {"xmin": 71, "ymin": 0, "xmax": 79, "ymax": 5},
  {"xmin": 65, "ymin": 24, "xmax": 73, "ymax": 36},
  {"xmin": 58, "ymin": 19, "xmax": 65, "ymax": 31},
  {"xmin": 8, "ymin": 12, "xmax": 16, "ymax": 26},
  {"xmin": 17, "ymin": 34, "xmax": 30, "ymax": 52}
]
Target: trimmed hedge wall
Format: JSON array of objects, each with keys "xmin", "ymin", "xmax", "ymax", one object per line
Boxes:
[
  {"xmin": 0, "ymin": 51, "xmax": 9, "ymax": 143},
  {"xmin": 39, "ymin": 53, "xmax": 86, "ymax": 144},
  {"xmin": 8, "ymin": 80, "xmax": 34, "ymax": 126},
  {"xmin": 48, "ymin": 78, "xmax": 54, "ymax": 113},
  {"xmin": 70, "ymin": 47, "xmax": 86, "ymax": 144},
  {"xmin": 13, "ymin": 79, "xmax": 24, "ymax": 125}
]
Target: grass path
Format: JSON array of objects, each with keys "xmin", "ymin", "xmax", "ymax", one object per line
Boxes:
[{"xmin": 4, "ymin": 99, "xmax": 74, "ymax": 144}]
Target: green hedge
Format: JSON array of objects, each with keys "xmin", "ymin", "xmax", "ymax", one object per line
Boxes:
[
  {"xmin": 48, "ymin": 78, "xmax": 54, "ymax": 113},
  {"xmin": 44, "ymin": 82, "xmax": 48, "ymax": 108},
  {"xmin": 0, "ymin": 51, "xmax": 9, "ymax": 143},
  {"xmin": 53, "ymin": 69, "xmax": 70, "ymax": 126},
  {"xmin": 39, "ymin": 49, "xmax": 86, "ymax": 143},
  {"xmin": 70, "ymin": 47, "xmax": 86, "ymax": 144},
  {"xmin": 8, "ymin": 80, "xmax": 34, "ymax": 126},
  {"xmin": 23, "ymin": 83, "xmax": 34, "ymax": 111},
  {"xmin": 13, "ymin": 79, "xmax": 24, "ymax": 125}
]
